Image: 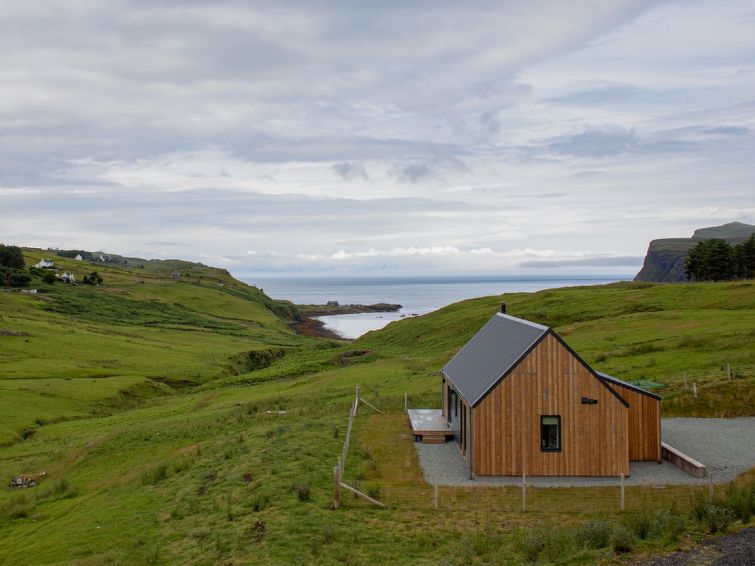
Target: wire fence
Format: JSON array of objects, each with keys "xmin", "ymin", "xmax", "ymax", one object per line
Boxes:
[
  {"xmin": 336, "ymin": 480, "xmax": 716, "ymax": 515},
  {"xmin": 333, "ymin": 377, "xmax": 746, "ymax": 514}
]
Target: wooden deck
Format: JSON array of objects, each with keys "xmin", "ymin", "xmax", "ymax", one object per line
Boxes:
[{"xmin": 408, "ymin": 409, "xmax": 454, "ymax": 444}]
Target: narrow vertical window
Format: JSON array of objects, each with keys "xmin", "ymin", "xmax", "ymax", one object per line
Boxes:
[{"xmin": 540, "ymin": 415, "xmax": 561, "ymax": 452}]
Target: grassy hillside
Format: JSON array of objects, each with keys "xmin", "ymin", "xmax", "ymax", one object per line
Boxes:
[
  {"xmin": 0, "ymin": 248, "xmax": 324, "ymax": 445},
  {"xmin": 1, "ymin": 269, "xmax": 754, "ymax": 564}
]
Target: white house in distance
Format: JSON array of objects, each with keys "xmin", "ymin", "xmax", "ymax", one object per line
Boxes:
[
  {"xmin": 58, "ymin": 271, "xmax": 76, "ymax": 284},
  {"xmin": 75, "ymin": 254, "xmax": 83, "ymax": 261},
  {"xmin": 34, "ymin": 259, "xmax": 55, "ymax": 269}
]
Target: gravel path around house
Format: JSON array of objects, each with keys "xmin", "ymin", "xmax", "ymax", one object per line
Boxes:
[
  {"xmin": 662, "ymin": 418, "xmax": 755, "ymax": 483},
  {"xmin": 639, "ymin": 527, "xmax": 755, "ymax": 565},
  {"xmin": 415, "ymin": 417, "xmax": 755, "ymax": 487}
]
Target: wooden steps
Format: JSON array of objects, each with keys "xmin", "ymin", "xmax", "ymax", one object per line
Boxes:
[{"xmin": 416, "ymin": 432, "xmax": 453, "ymax": 444}]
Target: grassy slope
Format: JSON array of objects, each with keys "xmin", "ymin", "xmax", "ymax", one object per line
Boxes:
[
  {"xmin": 0, "ymin": 271, "xmax": 754, "ymax": 564},
  {"xmin": 0, "ymin": 248, "xmax": 323, "ymax": 445}
]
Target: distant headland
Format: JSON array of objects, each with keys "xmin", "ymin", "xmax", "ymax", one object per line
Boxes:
[{"xmin": 635, "ymin": 222, "xmax": 755, "ymax": 282}]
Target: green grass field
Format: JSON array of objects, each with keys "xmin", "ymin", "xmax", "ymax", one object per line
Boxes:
[{"xmin": 1, "ymin": 252, "xmax": 754, "ymax": 564}]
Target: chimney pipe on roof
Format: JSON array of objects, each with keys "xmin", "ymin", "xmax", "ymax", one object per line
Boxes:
[{"xmin": 501, "ymin": 303, "xmax": 507, "ymax": 314}]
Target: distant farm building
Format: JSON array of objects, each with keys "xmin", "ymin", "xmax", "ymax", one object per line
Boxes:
[
  {"xmin": 34, "ymin": 259, "xmax": 55, "ymax": 269},
  {"xmin": 75, "ymin": 254, "xmax": 83, "ymax": 261},
  {"xmin": 58, "ymin": 271, "xmax": 76, "ymax": 284},
  {"xmin": 410, "ymin": 306, "xmax": 660, "ymax": 478}
]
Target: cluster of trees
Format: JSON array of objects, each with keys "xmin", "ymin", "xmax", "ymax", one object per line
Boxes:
[
  {"xmin": 82, "ymin": 271, "xmax": 103, "ymax": 285},
  {"xmin": 0, "ymin": 244, "xmax": 24, "ymax": 269},
  {"xmin": 0, "ymin": 244, "xmax": 31, "ymax": 287},
  {"xmin": 54, "ymin": 249, "xmax": 128, "ymax": 266},
  {"xmin": 686, "ymin": 234, "xmax": 755, "ymax": 281},
  {"xmin": 29, "ymin": 267, "xmax": 58, "ymax": 285},
  {"xmin": 56, "ymin": 249, "xmax": 92, "ymax": 260}
]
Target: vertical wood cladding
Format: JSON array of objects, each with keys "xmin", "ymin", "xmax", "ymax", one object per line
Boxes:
[
  {"xmin": 473, "ymin": 333, "xmax": 630, "ymax": 477},
  {"xmin": 608, "ymin": 383, "xmax": 661, "ymax": 462}
]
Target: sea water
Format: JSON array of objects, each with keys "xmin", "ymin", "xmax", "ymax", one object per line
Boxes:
[{"xmin": 247, "ymin": 275, "xmax": 629, "ymax": 339}]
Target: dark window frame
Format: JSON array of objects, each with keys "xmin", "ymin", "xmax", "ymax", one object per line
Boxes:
[{"xmin": 540, "ymin": 415, "xmax": 561, "ymax": 452}]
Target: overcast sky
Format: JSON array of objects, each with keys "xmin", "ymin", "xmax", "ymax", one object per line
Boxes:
[{"xmin": 1, "ymin": 0, "xmax": 753, "ymax": 277}]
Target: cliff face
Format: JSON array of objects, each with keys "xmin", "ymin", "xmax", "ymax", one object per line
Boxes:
[{"xmin": 635, "ymin": 222, "xmax": 755, "ymax": 282}]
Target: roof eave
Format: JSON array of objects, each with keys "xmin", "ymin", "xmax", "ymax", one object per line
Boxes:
[{"xmin": 597, "ymin": 372, "xmax": 662, "ymax": 401}]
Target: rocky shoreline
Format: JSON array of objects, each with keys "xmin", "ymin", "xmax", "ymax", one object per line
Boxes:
[
  {"xmin": 288, "ymin": 317, "xmax": 346, "ymax": 341},
  {"xmin": 295, "ymin": 302, "xmax": 402, "ymax": 317}
]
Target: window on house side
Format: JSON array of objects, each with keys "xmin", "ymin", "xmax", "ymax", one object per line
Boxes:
[{"xmin": 541, "ymin": 415, "xmax": 561, "ymax": 452}]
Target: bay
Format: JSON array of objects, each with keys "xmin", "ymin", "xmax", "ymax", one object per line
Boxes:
[{"xmin": 247, "ymin": 275, "xmax": 630, "ymax": 339}]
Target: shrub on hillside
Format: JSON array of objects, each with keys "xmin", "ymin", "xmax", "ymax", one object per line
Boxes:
[
  {"xmin": 574, "ymin": 519, "xmax": 612, "ymax": 549},
  {"xmin": 656, "ymin": 506, "xmax": 687, "ymax": 542},
  {"xmin": 610, "ymin": 524, "xmax": 636, "ymax": 553},
  {"xmin": 0, "ymin": 268, "xmax": 32, "ymax": 287},
  {"xmin": 82, "ymin": 271, "xmax": 103, "ymax": 285},
  {"xmin": 625, "ymin": 509, "xmax": 654, "ymax": 540},
  {"xmin": 295, "ymin": 483, "xmax": 311, "ymax": 501},
  {"xmin": 515, "ymin": 524, "xmax": 576, "ymax": 563},
  {"xmin": 251, "ymin": 492, "xmax": 269, "ymax": 512},
  {"xmin": 723, "ymin": 483, "xmax": 754, "ymax": 523},
  {"xmin": 367, "ymin": 485, "xmax": 381, "ymax": 501},
  {"xmin": 699, "ymin": 504, "xmax": 736, "ymax": 533},
  {"xmin": 141, "ymin": 463, "xmax": 168, "ymax": 486},
  {"xmin": 40, "ymin": 270, "xmax": 57, "ymax": 284}
]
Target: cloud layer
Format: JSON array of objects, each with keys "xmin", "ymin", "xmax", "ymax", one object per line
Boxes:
[{"xmin": 1, "ymin": 0, "xmax": 754, "ymax": 276}]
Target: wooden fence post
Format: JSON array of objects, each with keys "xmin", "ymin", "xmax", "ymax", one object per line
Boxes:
[
  {"xmin": 521, "ymin": 474, "xmax": 526, "ymax": 513},
  {"xmin": 709, "ymin": 471, "xmax": 714, "ymax": 501},
  {"xmin": 683, "ymin": 373, "xmax": 687, "ymax": 390},
  {"xmin": 334, "ymin": 466, "xmax": 341, "ymax": 509},
  {"xmin": 727, "ymin": 364, "xmax": 731, "ymax": 382},
  {"xmin": 434, "ymin": 485, "xmax": 439, "ymax": 510},
  {"xmin": 693, "ymin": 383, "xmax": 698, "ymax": 399},
  {"xmin": 620, "ymin": 474, "xmax": 625, "ymax": 511}
]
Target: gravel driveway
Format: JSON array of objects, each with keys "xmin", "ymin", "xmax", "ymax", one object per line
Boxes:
[
  {"xmin": 640, "ymin": 527, "xmax": 755, "ymax": 566},
  {"xmin": 415, "ymin": 417, "xmax": 755, "ymax": 487}
]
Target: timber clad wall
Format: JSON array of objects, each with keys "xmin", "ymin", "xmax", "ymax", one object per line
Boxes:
[
  {"xmin": 472, "ymin": 333, "xmax": 630, "ymax": 477},
  {"xmin": 608, "ymin": 383, "xmax": 661, "ymax": 462}
]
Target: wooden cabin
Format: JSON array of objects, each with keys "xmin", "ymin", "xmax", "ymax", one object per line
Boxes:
[{"xmin": 439, "ymin": 307, "xmax": 661, "ymax": 478}]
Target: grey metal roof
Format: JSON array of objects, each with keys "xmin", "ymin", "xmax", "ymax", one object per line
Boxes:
[
  {"xmin": 442, "ymin": 313, "xmax": 548, "ymax": 406},
  {"xmin": 596, "ymin": 371, "xmax": 662, "ymax": 400}
]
